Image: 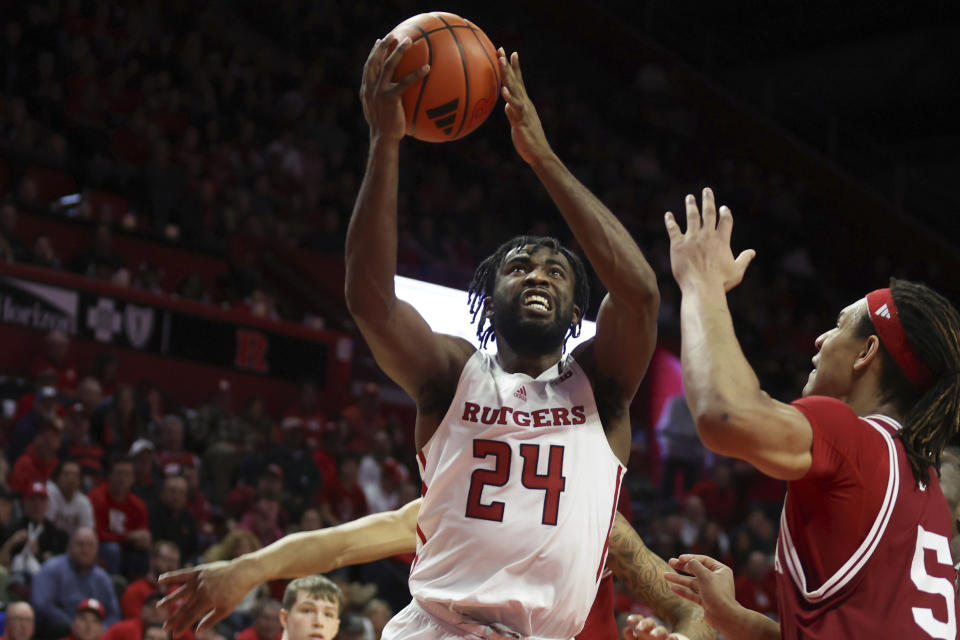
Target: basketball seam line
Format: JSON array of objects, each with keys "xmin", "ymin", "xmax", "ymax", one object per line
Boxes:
[
  {"xmin": 408, "ymin": 24, "xmax": 431, "ymax": 137},
  {"xmin": 437, "ymin": 14, "xmax": 469, "ymax": 138}
]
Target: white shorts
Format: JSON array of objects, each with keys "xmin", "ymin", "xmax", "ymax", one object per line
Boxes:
[{"xmin": 382, "ymin": 600, "xmax": 556, "ymax": 640}]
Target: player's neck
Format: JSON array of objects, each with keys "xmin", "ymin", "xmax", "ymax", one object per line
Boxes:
[
  {"xmin": 845, "ymin": 385, "xmax": 904, "ymax": 423},
  {"xmin": 496, "ymin": 341, "xmax": 563, "ymax": 378}
]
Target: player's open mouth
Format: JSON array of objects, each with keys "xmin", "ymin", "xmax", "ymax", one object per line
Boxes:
[{"xmin": 522, "ymin": 291, "xmax": 552, "ymax": 311}]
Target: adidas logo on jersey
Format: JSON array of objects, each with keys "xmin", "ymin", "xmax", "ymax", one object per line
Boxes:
[
  {"xmin": 874, "ymin": 303, "xmax": 892, "ymax": 320},
  {"xmin": 513, "ymin": 385, "xmax": 527, "ymax": 401}
]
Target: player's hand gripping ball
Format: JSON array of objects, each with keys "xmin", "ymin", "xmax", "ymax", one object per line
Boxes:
[{"xmin": 388, "ymin": 12, "xmax": 501, "ymax": 143}]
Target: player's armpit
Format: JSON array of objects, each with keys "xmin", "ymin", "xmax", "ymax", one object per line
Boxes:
[{"xmin": 607, "ymin": 513, "xmax": 716, "ymax": 640}]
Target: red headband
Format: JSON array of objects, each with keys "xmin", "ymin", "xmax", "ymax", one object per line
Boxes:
[{"xmin": 866, "ymin": 288, "xmax": 935, "ymax": 391}]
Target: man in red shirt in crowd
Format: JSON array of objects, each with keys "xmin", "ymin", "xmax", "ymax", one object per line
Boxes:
[
  {"xmin": 9, "ymin": 417, "xmax": 62, "ymax": 495},
  {"xmin": 87, "ymin": 456, "xmax": 151, "ymax": 577},
  {"xmin": 60, "ymin": 599, "xmax": 105, "ymax": 640},
  {"xmin": 234, "ymin": 599, "xmax": 282, "ymax": 640},
  {"xmin": 122, "ymin": 541, "xmax": 181, "ymax": 619},
  {"xmin": 101, "ymin": 592, "xmax": 193, "ymax": 640},
  {"xmin": 732, "ymin": 551, "xmax": 777, "ymax": 619}
]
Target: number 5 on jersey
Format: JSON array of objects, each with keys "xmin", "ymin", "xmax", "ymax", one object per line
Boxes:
[{"xmin": 465, "ymin": 439, "xmax": 567, "ymax": 525}]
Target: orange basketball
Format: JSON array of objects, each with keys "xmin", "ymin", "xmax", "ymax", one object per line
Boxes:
[{"xmin": 389, "ymin": 12, "xmax": 501, "ymax": 143}]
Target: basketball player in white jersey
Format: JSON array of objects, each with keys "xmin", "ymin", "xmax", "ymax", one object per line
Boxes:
[{"xmin": 342, "ymin": 35, "xmax": 660, "ymax": 639}]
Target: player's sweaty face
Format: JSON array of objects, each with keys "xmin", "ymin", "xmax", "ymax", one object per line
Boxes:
[{"xmin": 490, "ymin": 246, "xmax": 577, "ymax": 354}]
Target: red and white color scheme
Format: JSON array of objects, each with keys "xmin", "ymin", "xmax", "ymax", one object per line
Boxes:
[
  {"xmin": 776, "ymin": 396, "xmax": 958, "ymax": 639},
  {"xmin": 388, "ymin": 351, "xmax": 624, "ymax": 640}
]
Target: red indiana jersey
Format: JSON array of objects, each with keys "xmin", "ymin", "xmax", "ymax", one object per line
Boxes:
[{"xmin": 776, "ymin": 396, "xmax": 958, "ymax": 639}]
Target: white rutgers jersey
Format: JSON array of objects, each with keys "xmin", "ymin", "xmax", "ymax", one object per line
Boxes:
[{"xmin": 408, "ymin": 350, "xmax": 625, "ymax": 639}]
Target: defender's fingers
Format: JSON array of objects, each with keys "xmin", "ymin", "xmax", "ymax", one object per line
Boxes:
[
  {"xmin": 701, "ymin": 187, "xmax": 717, "ymax": 230},
  {"xmin": 157, "ymin": 568, "xmax": 199, "ymax": 588},
  {"xmin": 664, "ymin": 212, "xmax": 682, "ymax": 240},
  {"xmin": 196, "ymin": 607, "xmax": 232, "ymax": 635},
  {"xmin": 717, "ymin": 204, "xmax": 734, "ymax": 237},
  {"xmin": 734, "ymin": 249, "xmax": 757, "ymax": 272},
  {"xmin": 684, "ymin": 194, "xmax": 701, "ymax": 233},
  {"xmin": 669, "ymin": 583, "xmax": 702, "ymax": 606},
  {"xmin": 382, "ymin": 36, "xmax": 413, "ymax": 78},
  {"xmin": 156, "ymin": 581, "xmax": 194, "ymax": 611}
]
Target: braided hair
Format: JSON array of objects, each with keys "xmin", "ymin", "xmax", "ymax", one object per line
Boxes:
[
  {"xmin": 856, "ymin": 278, "xmax": 960, "ymax": 486},
  {"xmin": 466, "ymin": 235, "xmax": 590, "ymax": 350}
]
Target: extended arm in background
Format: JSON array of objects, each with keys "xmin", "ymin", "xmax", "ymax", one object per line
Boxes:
[
  {"xmin": 157, "ymin": 499, "xmax": 420, "ymax": 634},
  {"xmin": 665, "ymin": 188, "xmax": 813, "ymax": 480}
]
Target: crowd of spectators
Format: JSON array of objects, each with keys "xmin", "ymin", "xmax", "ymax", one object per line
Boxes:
[{"xmin": 0, "ymin": 1, "xmax": 953, "ymax": 639}]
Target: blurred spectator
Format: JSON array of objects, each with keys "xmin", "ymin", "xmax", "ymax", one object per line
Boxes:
[
  {"xmin": 339, "ymin": 382, "xmax": 386, "ymax": 452},
  {"xmin": 74, "ymin": 378, "xmax": 103, "ymax": 419},
  {"xmin": 100, "ymin": 384, "xmax": 147, "ymax": 455},
  {"xmin": 282, "ymin": 380, "xmax": 327, "ymax": 449},
  {"xmin": 238, "ymin": 496, "xmax": 282, "ymax": 548},
  {"xmin": 148, "ymin": 474, "xmax": 197, "ymax": 563},
  {"xmin": 225, "ymin": 464, "xmax": 289, "ymax": 531},
  {"xmin": 1, "ymin": 481, "xmax": 68, "ymax": 578},
  {"xmin": 362, "ymin": 458, "xmax": 408, "ymax": 515},
  {"xmin": 59, "ymin": 403, "xmax": 105, "ymax": 484},
  {"xmin": 8, "ymin": 417, "xmax": 62, "ymax": 495},
  {"xmin": 90, "ymin": 351, "xmax": 119, "ymax": 400},
  {"xmin": 677, "ymin": 495, "xmax": 708, "ymax": 550},
  {"xmin": 0, "ymin": 201, "xmax": 28, "ymax": 262},
  {"xmin": 656, "ymin": 395, "xmax": 705, "ymax": 499},
  {"xmin": 7, "ymin": 386, "xmax": 62, "ymax": 464},
  {"xmin": 260, "ymin": 418, "xmax": 320, "ymax": 520},
  {"xmin": 733, "ymin": 551, "xmax": 778, "ymax": 618},
  {"xmin": 316, "ymin": 453, "xmax": 368, "ymax": 527},
  {"xmin": 31, "ymin": 527, "xmax": 120, "ymax": 639},
  {"xmin": 101, "ymin": 591, "xmax": 188, "ymax": 640},
  {"xmin": 357, "ymin": 431, "xmax": 394, "ymax": 497},
  {"xmin": 236, "ymin": 396, "xmax": 275, "ymax": 453},
  {"xmin": 688, "ymin": 462, "xmax": 738, "ymax": 529},
  {"xmin": 731, "ymin": 508, "xmax": 778, "ymax": 570},
  {"xmin": 1, "ymin": 601, "xmax": 34, "ymax": 640},
  {"xmin": 155, "ymin": 415, "xmax": 199, "ymax": 472},
  {"xmin": 70, "ymin": 223, "xmax": 126, "ymax": 281},
  {"xmin": 180, "ymin": 462, "xmax": 214, "ymax": 544},
  {"xmin": 279, "ymin": 576, "xmax": 344, "ymax": 640},
  {"xmin": 363, "ymin": 599, "xmax": 392, "ymax": 640},
  {"xmin": 129, "ymin": 439, "xmax": 161, "ymax": 506},
  {"xmin": 233, "ymin": 598, "xmax": 282, "ymax": 640},
  {"xmin": 121, "ymin": 541, "xmax": 180, "ymax": 620},
  {"xmin": 296, "ymin": 507, "xmax": 323, "ymax": 533},
  {"xmin": 193, "ymin": 379, "xmax": 245, "ymax": 503},
  {"xmin": 65, "ymin": 598, "xmax": 106, "ymax": 640},
  {"xmin": 46, "ymin": 460, "xmax": 94, "ymax": 534},
  {"xmin": 27, "ymin": 234, "xmax": 61, "ymax": 270},
  {"xmin": 28, "ymin": 331, "xmax": 77, "ymax": 393},
  {"xmin": 87, "ymin": 457, "xmax": 150, "ymax": 577}
]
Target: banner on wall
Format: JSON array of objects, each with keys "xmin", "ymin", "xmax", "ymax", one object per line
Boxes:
[{"xmin": 0, "ymin": 275, "xmax": 329, "ymax": 383}]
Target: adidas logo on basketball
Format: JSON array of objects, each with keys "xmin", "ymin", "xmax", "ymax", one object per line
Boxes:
[
  {"xmin": 513, "ymin": 385, "xmax": 527, "ymax": 401},
  {"xmin": 874, "ymin": 303, "xmax": 892, "ymax": 319}
]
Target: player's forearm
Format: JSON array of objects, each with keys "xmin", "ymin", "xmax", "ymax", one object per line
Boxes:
[
  {"xmin": 345, "ymin": 137, "xmax": 402, "ymax": 322},
  {"xmin": 608, "ymin": 517, "xmax": 715, "ymax": 640},
  {"xmin": 527, "ymin": 152, "xmax": 658, "ymax": 312},
  {"xmin": 711, "ymin": 605, "xmax": 780, "ymax": 640},
  {"xmin": 679, "ymin": 284, "xmax": 763, "ymax": 450},
  {"xmin": 237, "ymin": 502, "xmax": 419, "ymax": 582}
]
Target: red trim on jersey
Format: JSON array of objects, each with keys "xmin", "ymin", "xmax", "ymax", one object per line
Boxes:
[
  {"xmin": 596, "ymin": 466, "xmax": 624, "ymax": 581},
  {"xmin": 866, "ymin": 288, "xmax": 934, "ymax": 390},
  {"xmin": 416, "ymin": 524, "xmax": 426, "ymax": 544},
  {"xmin": 421, "ymin": 481, "xmax": 428, "ymax": 497},
  {"xmin": 418, "ymin": 450, "xmax": 426, "ymax": 467}
]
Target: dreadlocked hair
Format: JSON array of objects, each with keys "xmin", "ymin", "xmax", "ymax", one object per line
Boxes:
[
  {"xmin": 856, "ymin": 278, "xmax": 960, "ymax": 487},
  {"xmin": 466, "ymin": 235, "xmax": 590, "ymax": 350}
]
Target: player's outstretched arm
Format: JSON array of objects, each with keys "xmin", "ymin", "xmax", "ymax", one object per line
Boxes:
[
  {"xmin": 665, "ymin": 188, "xmax": 813, "ymax": 480},
  {"xmin": 157, "ymin": 500, "xmax": 421, "ymax": 635},
  {"xmin": 664, "ymin": 554, "xmax": 779, "ymax": 640},
  {"xmin": 497, "ymin": 49, "xmax": 659, "ymax": 462},
  {"xmin": 608, "ymin": 514, "xmax": 715, "ymax": 640},
  {"xmin": 347, "ymin": 36, "xmax": 473, "ymax": 416}
]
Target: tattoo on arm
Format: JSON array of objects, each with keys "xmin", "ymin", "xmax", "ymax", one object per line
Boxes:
[{"xmin": 608, "ymin": 515, "xmax": 715, "ymax": 640}]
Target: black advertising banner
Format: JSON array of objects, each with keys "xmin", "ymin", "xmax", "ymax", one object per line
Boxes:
[{"xmin": 0, "ymin": 275, "xmax": 327, "ymax": 383}]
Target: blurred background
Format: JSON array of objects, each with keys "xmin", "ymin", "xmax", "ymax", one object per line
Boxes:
[{"xmin": 0, "ymin": 0, "xmax": 957, "ymax": 638}]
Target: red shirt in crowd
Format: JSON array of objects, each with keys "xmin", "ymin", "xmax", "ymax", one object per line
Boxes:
[
  {"xmin": 689, "ymin": 479, "xmax": 738, "ymax": 528},
  {"xmin": 100, "ymin": 617, "xmax": 194, "ymax": 640},
  {"xmin": 30, "ymin": 356, "xmax": 78, "ymax": 392},
  {"xmin": 9, "ymin": 444, "xmax": 59, "ymax": 494},
  {"xmin": 734, "ymin": 570, "xmax": 778, "ymax": 618},
  {"xmin": 120, "ymin": 577, "xmax": 157, "ymax": 619},
  {"xmin": 234, "ymin": 627, "xmax": 281, "ymax": 640},
  {"xmin": 87, "ymin": 483, "xmax": 149, "ymax": 543},
  {"xmin": 315, "ymin": 480, "xmax": 368, "ymax": 523}
]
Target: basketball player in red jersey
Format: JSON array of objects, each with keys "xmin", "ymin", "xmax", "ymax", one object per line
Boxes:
[
  {"xmin": 158, "ymin": 499, "xmax": 712, "ymax": 639},
  {"xmin": 656, "ymin": 188, "xmax": 960, "ymax": 639},
  {"xmin": 343, "ymin": 34, "xmax": 659, "ymax": 640}
]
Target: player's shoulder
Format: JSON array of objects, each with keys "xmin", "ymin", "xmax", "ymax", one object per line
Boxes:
[{"xmin": 791, "ymin": 395, "xmax": 861, "ymax": 429}]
